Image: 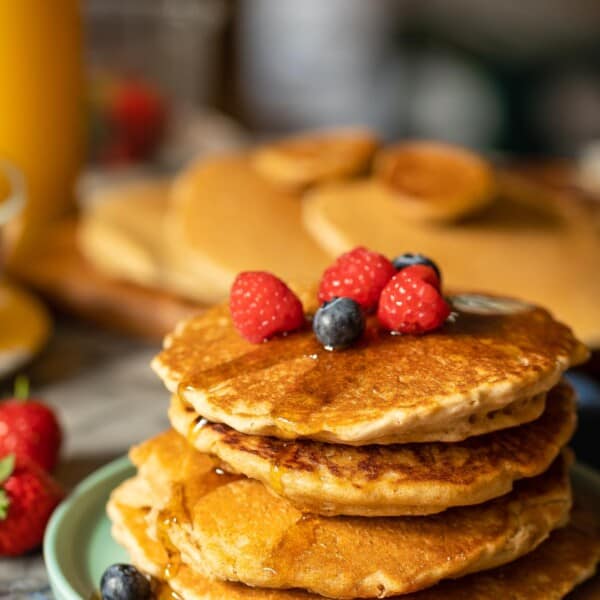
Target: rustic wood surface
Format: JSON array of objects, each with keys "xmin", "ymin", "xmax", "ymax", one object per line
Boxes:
[{"xmin": 9, "ymin": 219, "xmax": 202, "ymax": 341}]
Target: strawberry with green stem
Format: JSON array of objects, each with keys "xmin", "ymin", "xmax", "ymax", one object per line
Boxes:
[
  {"xmin": 0, "ymin": 454, "xmax": 14, "ymax": 520},
  {"xmin": 0, "ymin": 376, "xmax": 62, "ymax": 472},
  {"xmin": 0, "ymin": 454, "xmax": 63, "ymax": 556}
]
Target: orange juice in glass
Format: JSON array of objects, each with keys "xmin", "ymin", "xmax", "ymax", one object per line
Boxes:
[
  {"xmin": 0, "ymin": 0, "xmax": 84, "ymax": 264},
  {"xmin": 0, "ymin": 161, "xmax": 51, "ymax": 374}
]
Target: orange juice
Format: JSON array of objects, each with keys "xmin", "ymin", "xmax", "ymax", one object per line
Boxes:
[{"xmin": 0, "ymin": 0, "xmax": 84, "ymax": 263}]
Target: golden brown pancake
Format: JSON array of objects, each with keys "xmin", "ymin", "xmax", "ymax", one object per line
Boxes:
[
  {"xmin": 374, "ymin": 141, "xmax": 496, "ymax": 221},
  {"xmin": 252, "ymin": 128, "xmax": 379, "ymax": 190},
  {"xmin": 108, "ymin": 491, "xmax": 600, "ymax": 600},
  {"xmin": 168, "ymin": 381, "xmax": 575, "ymax": 517},
  {"xmin": 152, "ymin": 293, "xmax": 587, "ymax": 444},
  {"xmin": 122, "ymin": 429, "xmax": 572, "ymax": 599},
  {"xmin": 165, "ymin": 155, "xmax": 330, "ymax": 302},
  {"xmin": 302, "ymin": 175, "xmax": 600, "ymax": 346}
]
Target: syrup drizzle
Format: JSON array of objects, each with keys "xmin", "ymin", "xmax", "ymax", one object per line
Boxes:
[
  {"xmin": 168, "ymin": 306, "xmax": 577, "ymax": 440},
  {"xmin": 156, "ymin": 503, "xmax": 183, "ymax": 580}
]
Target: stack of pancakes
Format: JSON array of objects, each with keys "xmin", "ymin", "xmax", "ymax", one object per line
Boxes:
[{"xmin": 108, "ymin": 291, "xmax": 600, "ymax": 599}]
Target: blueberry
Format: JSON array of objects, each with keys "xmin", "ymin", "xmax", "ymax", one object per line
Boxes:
[
  {"xmin": 100, "ymin": 564, "xmax": 151, "ymax": 600},
  {"xmin": 313, "ymin": 297, "xmax": 365, "ymax": 350},
  {"xmin": 392, "ymin": 253, "xmax": 441, "ymax": 280}
]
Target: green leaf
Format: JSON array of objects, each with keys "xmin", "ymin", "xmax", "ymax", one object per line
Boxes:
[
  {"xmin": 0, "ymin": 489, "xmax": 8, "ymax": 520},
  {"xmin": 13, "ymin": 375, "xmax": 29, "ymax": 402},
  {"xmin": 0, "ymin": 456, "xmax": 13, "ymax": 521},
  {"xmin": 0, "ymin": 455, "xmax": 15, "ymax": 484}
]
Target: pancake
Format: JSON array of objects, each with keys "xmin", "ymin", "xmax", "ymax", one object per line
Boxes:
[
  {"xmin": 152, "ymin": 293, "xmax": 587, "ymax": 445},
  {"xmin": 168, "ymin": 381, "xmax": 575, "ymax": 517},
  {"xmin": 252, "ymin": 128, "xmax": 378, "ymax": 190},
  {"xmin": 78, "ymin": 178, "xmax": 171, "ymax": 289},
  {"xmin": 165, "ymin": 154, "xmax": 331, "ymax": 303},
  {"xmin": 123, "ymin": 429, "xmax": 572, "ymax": 599},
  {"xmin": 373, "ymin": 141, "xmax": 495, "ymax": 221},
  {"xmin": 77, "ymin": 177, "xmax": 217, "ymax": 303},
  {"xmin": 302, "ymin": 176, "xmax": 600, "ymax": 346},
  {"xmin": 108, "ymin": 492, "xmax": 600, "ymax": 600}
]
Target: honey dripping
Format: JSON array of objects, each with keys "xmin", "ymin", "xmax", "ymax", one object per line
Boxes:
[
  {"xmin": 265, "ymin": 514, "xmax": 319, "ymax": 578},
  {"xmin": 186, "ymin": 414, "xmax": 208, "ymax": 446},
  {"xmin": 176, "ymin": 382, "xmax": 199, "ymax": 417},
  {"xmin": 151, "ymin": 576, "xmax": 183, "ymax": 600},
  {"xmin": 156, "ymin": 513, "xmax": 181, "ymax": 580},
  {"xmin": 269, "ymin": 463, "xmax": 285, "ymax": 495},
  {"xmin": 156, "ymin": 485, "xmax": 189, "ymax": 581},
  {"xmin": 182, "ymin": 401, "xmax": 243, "ymax": 486},
  {"xmin": 268, "ymin": 441, "xmax": 295, "ymax": 496}
]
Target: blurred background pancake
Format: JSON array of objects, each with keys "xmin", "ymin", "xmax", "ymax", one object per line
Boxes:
[
  {"xmin": 373, "ymin": 140, "xmax": 496, "ymax": 221},
  {"xmin": 303, "ymin": 166, "xmax": 600, "ymax": 346},
  {"xmin": 165, "ymin": 154, "xmax": 330, "ymax": 302},
  {"xmin": 14, "ymin": 132, "xmax": 600, "ymax": 348},
  {"xmin": 252, "ymin": 128, "xmax": 379, "ymax": 190}
]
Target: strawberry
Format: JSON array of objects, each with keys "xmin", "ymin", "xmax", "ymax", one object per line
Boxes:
[
  {"xmin": 318, "ymin": 246, "xmax": 396, "ymax": 312},
  {"xmin": 109, "ymin": 80, "xmax": 167, "ymax": 162},
  {"xmin": 0, "ymin": 454, "xmax": 63, "ymax": 556},
  {"xmin": 378, "ymin": 270, "xmax": 450, "ymax": 334},
  {"xmin": 230, "ymin": 272, "xmax": 305, "ymax": 343},
  {"xmin": 0, "ymin": 377, "xmax": 62, "ymax": 472}
]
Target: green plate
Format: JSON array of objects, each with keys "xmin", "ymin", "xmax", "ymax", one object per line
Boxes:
[
  {"xmin": 44, "ymin": 458, "xmax": 600, "ymax": 600},
  {"xmin": 44, "ymin": 456, "xmax": 134, "ymax": 600}
]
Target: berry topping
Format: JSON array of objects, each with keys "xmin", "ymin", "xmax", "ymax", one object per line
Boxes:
[
  {"xmin": 230, "ymin": 272, "xmax": 305, "ymax": 343},
  {"xmin": 397, "ymin": 264, "xmax": 440, "ymax": 290},
  {"xmin": 100, "ymin": 564, "xmax": 151, "ymax": 600},
  {"xmin": 0, "ymin": 377, "xmax": 62, "ymax": 472},
  {"xmin": 392, "ymin": 253, "xmax": 441, "ymax": 281},
  {"xmin": 0, "ymin": 455, "xmax": 63, "ymax": 556},
  {"xmin": 313, "ymin": 297, "xmax": 365, "ymax": 350},
  {"xmin": 318, "ymin": 246, "xmax": 396, "ymax": 312},
  {"xmin": 378, "ymin": 271, "xmax": 450, "ymax": 334}
]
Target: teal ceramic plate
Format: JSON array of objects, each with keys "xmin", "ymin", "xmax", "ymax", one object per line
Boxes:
[
  {"xmin": 45, "ymin": 458, "xmax": 600, "ymax": 600},
  {"xmin": 44, "ymin": 456, "xmax": 133, "ymax": 600}
]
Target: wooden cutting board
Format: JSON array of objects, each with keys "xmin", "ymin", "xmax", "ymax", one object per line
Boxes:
[{"xmin": 9, "ymin": 218, "xmax": 203, "ymax": 340}]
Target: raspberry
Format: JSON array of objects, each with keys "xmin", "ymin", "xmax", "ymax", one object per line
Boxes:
[
  {"xmin": 397, "ymin": 264, "xmax": 440, "ymax": 289},
  {"xmin": 378, "ymin": 271, "xmax": 450, "ymax": 334},
  {"xmin": 230, "ymin": 272, "xmax": 305, "ymax": 343},
  {"xmin": 318, "ymin": 246, "xmax": 396, "ymax": 312},
  {"xmin": 392, "ymin": 253, "xmax": 441, "ymax": 281}
]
